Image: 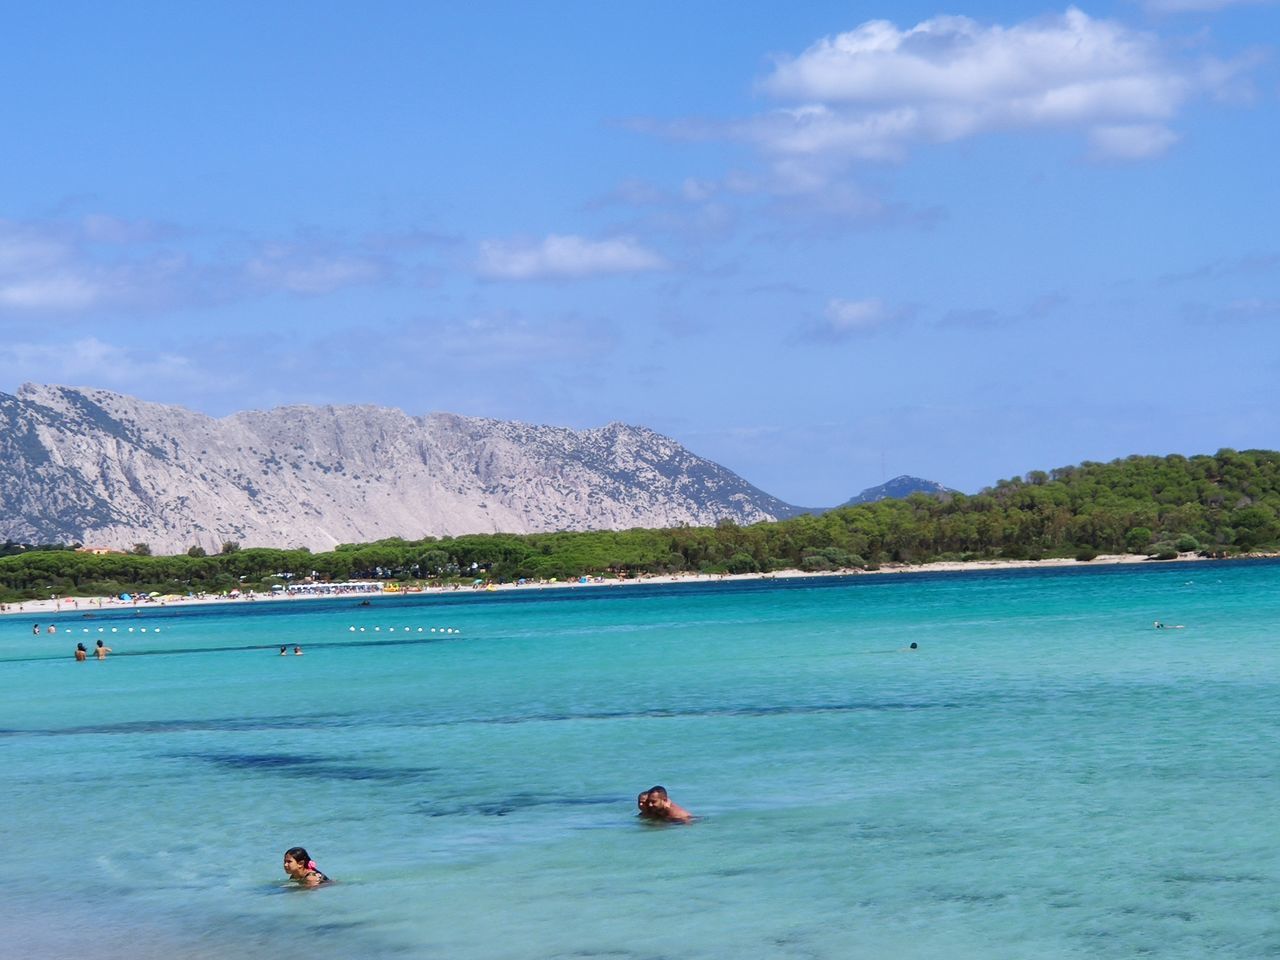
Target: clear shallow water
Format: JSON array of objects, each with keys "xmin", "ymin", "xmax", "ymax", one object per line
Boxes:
[{"xmin": 4, "ymin": 561, "xmax": 1280, "ymax": 959}]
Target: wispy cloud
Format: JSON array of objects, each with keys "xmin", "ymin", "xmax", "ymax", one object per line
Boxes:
[
  {"xmin": 477, "ymin": 234, "xmax": 667, "ymax": 280},
  {"xmin": 0, "ymin": 217, "xmax": 191, "ymax": 313},
  {"xmin": 798, "ymin": 297, "xmax": 912, "ymax": 341},
  {"xmin": 246, "ymin": 244, "xmax": 387, "ymax": 295},
  {"xmin": 0, "ymin": 216, "xmax": 443, "ymax": 315},
  {"xmin": 0, "ymin": 336, "xmax": 209, "ymax": 391},
  {"xmin": 1184, "ymin": 296, "xmax": 1280, "ymax": 322},
  {"xmin": 940, "ymin": 292, "xmax": 1069, "ymax": 329},
  {"xmin": 1087, "ymin": 123, "xmax": 1181, "ymax": 159},
  {"xmin": 1159, "ymin": 252, "xmax": 1280, "ymax": 283},
  {"xmin": 1144, "ymin": 0, "xmax": 1276, "ymax": 12}
]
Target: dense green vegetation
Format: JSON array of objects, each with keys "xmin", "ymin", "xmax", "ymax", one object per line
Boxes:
[{"xmin": 3, "ymin": 449, "xmax": 1278, "ymax": 602}]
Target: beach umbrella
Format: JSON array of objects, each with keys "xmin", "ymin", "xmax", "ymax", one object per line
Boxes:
[{"xmin": 119, "ymin": 593, "xmax": 132, "ymax": 601}]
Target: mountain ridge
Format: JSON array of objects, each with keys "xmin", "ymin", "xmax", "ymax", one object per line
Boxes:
[
  {"xmin": 841, "ymin": 475, "xmax": 956, "ymax": 506},
  {"xmin": 0, "ymin": 384, "xmax": 808, "ymax": 553},
  {"xmin": 0, "ymin": 384, "xmax": 955, "ymax": 553}
]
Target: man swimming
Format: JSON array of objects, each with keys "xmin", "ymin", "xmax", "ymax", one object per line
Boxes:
[{"xmin": 637, "ymin": 785, "xmax": 693, "ymax": 823}]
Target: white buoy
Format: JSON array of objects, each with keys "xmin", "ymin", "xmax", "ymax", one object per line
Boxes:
[
  {"xmin": 417, "ymin": 627, "xmax": 423, "ymax": 632},
  {"xmin": 349, "ymin": 626, "xmax": 355, "ymax": 631},
  {"xmin": 111, "ymin": 627, "xmax": 118, "ymax": 633},
  {"xmin": 128, "ymin": 627, "xmax": 134, "ymax": 633}
]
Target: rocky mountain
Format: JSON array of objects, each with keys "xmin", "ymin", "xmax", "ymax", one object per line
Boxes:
[
  {"xmin": 840, "ymin": 475, "xmax": 956, "ymax": 506},
  {"xmin": 0, "ymin": 384, "xmax": 804, "ymax": 554}
]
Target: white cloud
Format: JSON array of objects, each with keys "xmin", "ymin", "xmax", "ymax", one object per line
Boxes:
[
  {"xmin": 477, "ymin": 234, "xmax": 667, "ymax": 280},
  {"xmin": 750, "ymin": 7, "xmax": 1244, "ymax": 163}
]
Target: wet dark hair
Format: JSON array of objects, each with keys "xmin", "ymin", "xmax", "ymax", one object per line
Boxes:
[
  {"xmin": 285, "ymin": 846, "xmax": 311, "ymax": 865},
  {"xmin": 909, "ymin": 642, "xmax": 918, "ymax": 649},
  {"xmin": 76, "ymin": 643, "xmax": 86, "ymax": 651},
  {"xmin": 96, "ymin": 640, "xmax": 105, "ymax": 648},
  {"xmin": 646, "ymin": 785, "xmax": 668, "ymax": 799}
]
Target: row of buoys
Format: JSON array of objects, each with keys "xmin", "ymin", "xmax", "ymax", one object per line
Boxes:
[
  {"xmin": 79, "ymin": 627, "xmax": 160, "ymax": 633},
  {"xmin": 348, "ymin": 626, "xmax": 460, "ymax": 634}
]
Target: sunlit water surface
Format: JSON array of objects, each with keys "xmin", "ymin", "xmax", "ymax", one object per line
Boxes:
[{"xmin": 4, "ymin": 561, "xmax": 1280, "ymax": 959}]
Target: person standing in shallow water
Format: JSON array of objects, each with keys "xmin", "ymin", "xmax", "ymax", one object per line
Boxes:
[
  {"xmin": 74, "ymin": 643, "xmax": 87, "ymax": 662},
  {"xmin": 95, "ymin": 639, "xmax": 111, "ymax": 660},
  {"xmin": 283, "ymin": 847, "xmax": 330, "ymax": 886}
]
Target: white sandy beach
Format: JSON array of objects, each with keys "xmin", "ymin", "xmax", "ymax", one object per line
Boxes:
[{"xmin": 0, "ymin": 551, "xmax": 1229, "ymax": 618}]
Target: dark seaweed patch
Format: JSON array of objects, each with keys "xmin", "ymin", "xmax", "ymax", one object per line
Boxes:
[
  {"xmin": 7, "ymin": 714, "xmax": 355, "ymax": 738},
  {"xmin": 1, "ymin": 697, "xmax": 957, "ymax": 741},
  {"xmin": 415, "ymin": 793, "xmax": 622, "ymax": 818},
  {"xmin": 174, "ymin": 751, "xmax": 436, "ymax": 784},
  {"xmin": 1162, "ymin": 871, "xmax": 1267, "ymax": 885}
]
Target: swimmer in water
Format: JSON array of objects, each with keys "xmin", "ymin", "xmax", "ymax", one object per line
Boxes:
[
  {"xmin": 280, "ymin": 645, "xmax": 288, "ymax": 656},
  {"xmin": 283, "ymin": 847, "xmax": 330, "ymax": 887},
  {"xmin": 75, "ymin": 643, "xmax": 87, "ymax": 662},
  {"xmin": 95, "ymin": 639, "xmax": 111, "ymax": 660},
  {"xmin": 637, "ymin": 786, "xmax": 694, "ymax": 823},
  {"xmin": 293, "ymin": 645, "xmax": 303, "ymax": 655}
]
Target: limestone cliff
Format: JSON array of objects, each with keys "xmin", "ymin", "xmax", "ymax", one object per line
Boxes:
[{"xmin": 0, "ymin": 384, "xmax": 800, "ymax": 553}]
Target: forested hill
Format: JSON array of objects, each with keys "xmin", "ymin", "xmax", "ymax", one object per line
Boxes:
[
  {"xmin": 1, "ymin": 449, "xmax": 1278, "ymax": 599},
  {"xmin": 886, "ymin": 448, "xmax": 1280, "ymax": 560}
]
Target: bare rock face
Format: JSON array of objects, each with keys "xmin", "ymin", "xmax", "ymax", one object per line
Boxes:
[{"xmin": 0, "ymin": 384, "xmax": 798, "ymax": 554}]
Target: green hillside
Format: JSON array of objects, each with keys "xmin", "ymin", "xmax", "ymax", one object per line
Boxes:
[{"xmin": 2, "ymin": 449, "xmax": 1278, "ymax": 601}]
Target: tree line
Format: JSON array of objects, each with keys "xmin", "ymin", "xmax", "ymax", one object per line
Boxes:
[{"xmin": 2, "ymin": 448, "xmax": 1277, "ymax": 601}]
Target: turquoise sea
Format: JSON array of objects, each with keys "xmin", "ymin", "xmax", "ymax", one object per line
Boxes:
[{"xmin": 4, "ymin": 560, "xmax": 1280, "ymax": 960}]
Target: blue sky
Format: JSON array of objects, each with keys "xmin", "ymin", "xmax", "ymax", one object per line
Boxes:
[{"xmin": 1, "ymin": 1, "xmax": 1276, "ymax": 506}]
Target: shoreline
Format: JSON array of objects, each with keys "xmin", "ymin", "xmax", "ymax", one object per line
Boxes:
[{"xmin": 0, "ymin": 550, "xmax": 1254, "ymax": 619}]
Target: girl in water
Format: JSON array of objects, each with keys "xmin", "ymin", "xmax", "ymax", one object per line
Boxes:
[{"xmin": 283, "ymin": 847, "xmax": 330, "ymax": 887}]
